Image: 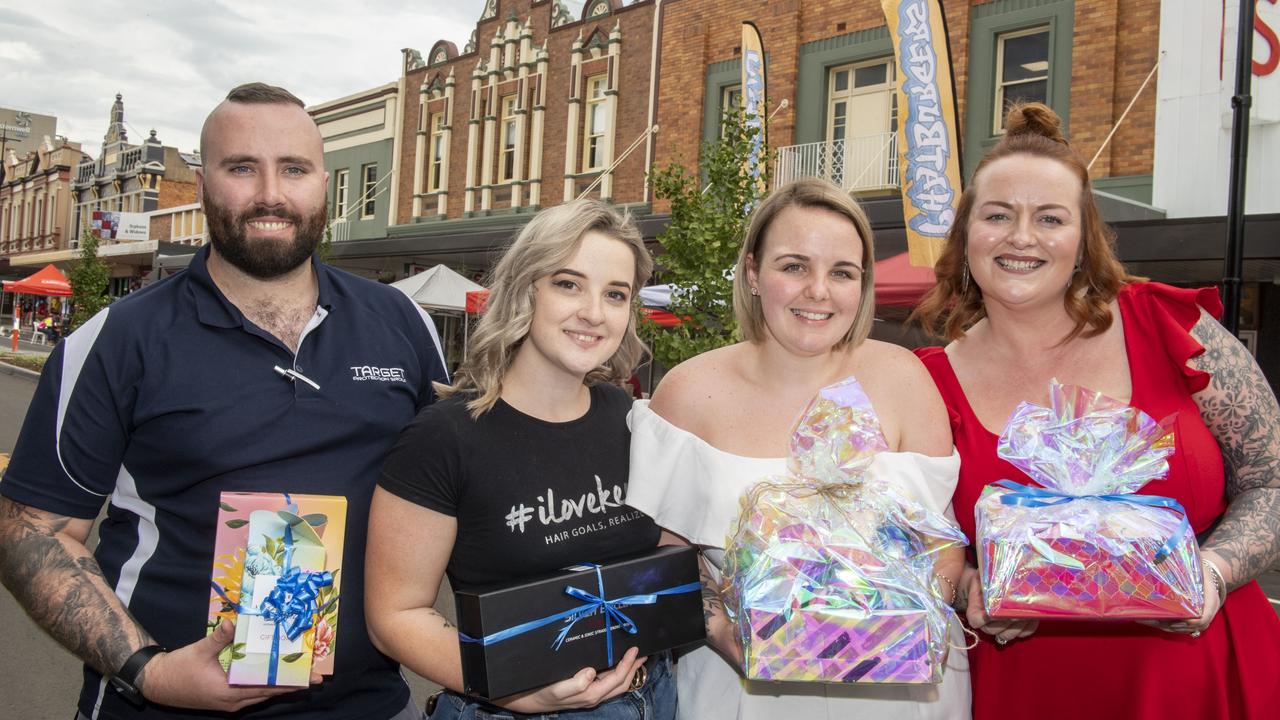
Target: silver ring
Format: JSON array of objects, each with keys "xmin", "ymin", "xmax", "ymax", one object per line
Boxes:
[
  {"xmin": 996, "ymin": 636, "xmax": 1009, "ymax": 645},
  {"xmin": 1190, "ymin": 631, "xmax": 1201, "ymax": 638}
]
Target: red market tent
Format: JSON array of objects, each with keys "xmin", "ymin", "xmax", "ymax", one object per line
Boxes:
[
  {"xmin": 3, "ymin": 264, "xmax": 72, "ymax": 297},
  {"xmin": 465, "ymin": 289, "xmax": 489, "ymax": 314},
  {"xmin": 874, "ymin": 252, "xmax": 937, "ymax": 307},
  {"xmin": 461, "ymin": 290, "xmax": 490, "ymax": 360},
  {"xmin": 641, "ymin": 307, "xmax": 683, "ymax": 327}
]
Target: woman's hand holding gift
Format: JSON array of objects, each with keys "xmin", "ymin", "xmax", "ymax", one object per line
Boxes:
[
  {"xmin": 1139, "ymin": 551, "xmax": 1227, "ymax": 637},
  {"xmin": 497, "ymin": 647, "xmax": 647, "ymax": 714},
  {"xmin": 958, "ymin": 564, "xmax": 1039, "ymax": 646}
]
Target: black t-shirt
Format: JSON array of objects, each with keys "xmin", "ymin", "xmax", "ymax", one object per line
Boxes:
[{"xmin": 379, "ymin": 383, "xmax": 660, "ymax": 587}]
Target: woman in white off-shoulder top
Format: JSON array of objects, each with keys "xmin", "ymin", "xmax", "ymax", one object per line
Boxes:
[{"xmin": 626, "ymin": 178, "xmax": 972, "ymax": 720}]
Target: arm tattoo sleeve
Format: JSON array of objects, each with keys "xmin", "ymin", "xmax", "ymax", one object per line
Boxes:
[
  {"xmin": 0, "ymin": 497, "xmax": 153, "ymax": 676},
  {"xmin": 1188, "ymin": 310, "xmax": 1280, "ymax": 589}
]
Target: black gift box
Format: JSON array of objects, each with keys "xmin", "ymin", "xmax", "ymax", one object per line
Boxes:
[{"xmin": 454, "ymin": 545, "xmax": 705, "ymax": 699}]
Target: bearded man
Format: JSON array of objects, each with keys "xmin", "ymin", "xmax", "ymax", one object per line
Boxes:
[{"xmin": 0, "ymin": 83, "xmax": 447, "ymax": 720}]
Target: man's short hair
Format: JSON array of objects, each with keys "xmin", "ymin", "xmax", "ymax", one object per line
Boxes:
[{"xmin": 225, "ymin": 82, "xmax": 304, "ymax": 108}]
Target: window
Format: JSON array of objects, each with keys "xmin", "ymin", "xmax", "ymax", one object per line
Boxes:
[
  {"xmin": 428, "ymin": 112, "xmax": 446, "ymax": 192},
  {"xmin": 498, "ymin": 95, "xmax": 518, "ymax": 183},
  {"xmin": 34, "ymin": 198, "xmax": 43, "ymax": 236},
  {"xmin": 718, "ymin": 84, "xmax": 743, "ymax": 137},
  {"xmin": 824, "ymin": 58, "xmax": 897, "ymax": 190},
  {"xmin": 994, "ymin": 27, "xmax": 1050, "ymax": 133},
  {"xmin": 582, "ymin": 75, "xmax": 609, "ymax": 172},
  {"xmin": 360, "ymin": 164, "xmax": 377, "ymax": 219},
  {"xmin": 334, "ymin": 169, "xmax": 349, "ymax": 220},
  {"xmin": 826, "ymin": 59, "xmax": 895, "ymax": 144}
]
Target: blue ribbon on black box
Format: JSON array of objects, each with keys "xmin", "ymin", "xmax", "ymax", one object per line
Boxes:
[{"xmin": 460, "ymin": 563, "xmax": 699, "ymax": 667}]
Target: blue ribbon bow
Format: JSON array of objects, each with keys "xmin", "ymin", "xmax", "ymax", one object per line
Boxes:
[
  {"xmin": 460, "ymin": 563, "xmax": 700, "ymax": 667},
  {"xmin": 260, "ymin": 565, "xmax": 334, "ymax": 642},
  {"xmin": 993, "ymin": 479, "xmax": 1191, "ymax": 563}
]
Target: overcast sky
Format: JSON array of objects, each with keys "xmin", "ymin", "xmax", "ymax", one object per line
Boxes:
[{"xmin": 0, "ymin": 1, "xmax": 518, "ymax": 156}]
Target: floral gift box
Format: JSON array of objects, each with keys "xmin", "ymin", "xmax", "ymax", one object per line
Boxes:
[{"xmin": 208, "ymin": 492, "xmax": 347, "ymax": 686}]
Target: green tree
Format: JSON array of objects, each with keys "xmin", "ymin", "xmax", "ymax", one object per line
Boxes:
[
  {"xmin": 318, "ymin": 224, "xmax": 333, "ymax": 263},
  {"xmin": 68, "ymin": 230, "xmax": 112, "ymax": 331},
  {"xmin": 642, "ymin": 108, "xmax": 771, "ymax": 368}
]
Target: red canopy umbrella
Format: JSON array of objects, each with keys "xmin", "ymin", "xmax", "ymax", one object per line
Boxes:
[
  {"xmin": 874, "ymin": 252, "xmax": 937, "ymax": 307},
  {"xmin": 3, "ymin": 264, "xmax": 72, "ymax": 297}
]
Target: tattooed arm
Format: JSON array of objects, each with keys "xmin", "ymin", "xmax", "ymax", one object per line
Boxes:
[
  {"xmin": 0, "ymin": 497, "xmax": 150, "ymax": 676},
  {"xmin": 1189, "ymin": 309, "xmax": 1280, "ymax": 591},
  {"xmin": 0, "ymin": 497, "xmax": 300, "ymax": 711},
  {"xmin": 657, "ymin": 530, "xmax": 742, "ymax": 669}
]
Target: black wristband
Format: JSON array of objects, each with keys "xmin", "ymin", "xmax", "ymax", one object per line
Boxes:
[{"xmin": 109, "ymin": 645, "xmax": 165, "ymax": 707}]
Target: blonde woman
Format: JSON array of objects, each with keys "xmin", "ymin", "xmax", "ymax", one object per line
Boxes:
[
  {"xmin": 626, "ymin": 179, "xmax": 971, "ymax": 719},
  {"xmin": 366, "ymin": 199, "xmax": 675, "ymax": 719}
]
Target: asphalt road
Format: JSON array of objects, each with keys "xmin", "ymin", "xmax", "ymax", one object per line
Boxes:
[{"xmin": 0, "ymin": 362, "xmax": 1277, "ymax": 718}]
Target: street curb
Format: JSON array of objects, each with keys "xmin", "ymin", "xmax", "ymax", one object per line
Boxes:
[{"xmin": 0, "ymin": 360, "xmax": 41, "ymax": 381}]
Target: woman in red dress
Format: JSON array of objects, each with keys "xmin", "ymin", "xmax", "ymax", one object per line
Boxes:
[{"xmin": 911, "ymin": 102, "xmax": 1280, "ymax": 720}]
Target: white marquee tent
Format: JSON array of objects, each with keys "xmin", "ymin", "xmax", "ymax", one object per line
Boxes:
[{"xmin": 389, "ymin": 264, "xmax": 484, "ymax": 314}]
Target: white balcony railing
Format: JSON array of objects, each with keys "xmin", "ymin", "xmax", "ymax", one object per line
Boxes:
[
  {"xmin": 774, "ymin": 132, "xmax": 899, "ymax": 193},
  {"xmin": 328, "ymin": 218, "xmax": 350, "ymax": 244}
]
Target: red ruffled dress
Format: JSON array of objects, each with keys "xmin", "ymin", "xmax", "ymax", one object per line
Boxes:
[{"xmin": 916, "ymin": 282, "xmax": 1280, "ymax": 720}]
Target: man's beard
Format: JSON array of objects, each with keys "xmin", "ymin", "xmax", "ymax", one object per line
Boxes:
[{"xmin": 204, "ymin": 192, "xmax": 327, "ymax": 279}]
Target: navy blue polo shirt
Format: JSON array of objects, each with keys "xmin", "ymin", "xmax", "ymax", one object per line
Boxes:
[{"xmin": 2, "ymin": 245, "xmax": 447, "ymax": 720}]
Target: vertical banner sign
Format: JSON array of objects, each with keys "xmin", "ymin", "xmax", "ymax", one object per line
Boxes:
[
  {"xmin": 882, "ymin": 0, "xmax": 964, "ymax": 267},
  {"xmin": 741, "ymin": 22, "xmax": 768, "ymax": 197}
]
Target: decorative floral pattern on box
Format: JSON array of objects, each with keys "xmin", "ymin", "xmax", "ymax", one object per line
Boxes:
[{"xmin": 207, "ymin": 492, "xmax": 346, "ymax": 686}]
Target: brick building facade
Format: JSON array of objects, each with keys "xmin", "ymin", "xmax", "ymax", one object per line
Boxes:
[
  {"xmin": 656, "ymin": 0, "xmax": 1159, "ymax": 212},
  {"xmin": 328, "ymin": 0, "xmax": 1167, "ymax": 279},
  {"xmin": 70, "ymin": 94, "xmax": 201, "ymax": 245},
  {"xmin": 399, "ymin": 0, "xmax": 655, "ymax": 220},
  {"xmin": 2, "ymin": 95, "xmax": 203, "ymax": 294},
  {"xmin": 0, "ymin": 136, "xmax": 85, "ymax": 263},
  {"xmin": 327, "ymin": 0, "xmax": 663, "ymax": 277}
]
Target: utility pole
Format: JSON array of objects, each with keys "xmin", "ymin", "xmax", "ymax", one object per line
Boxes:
[{"xmin": 1222, "ymin": 0, "xmax": 1257, "ymax": 334}]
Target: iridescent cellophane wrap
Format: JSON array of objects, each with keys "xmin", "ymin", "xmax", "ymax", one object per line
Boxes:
[
  {"xmin": 977, "ymin": 380, "xmax": 1204, "ymax": 620},
  {"xmin": 722, "ymin": 378, "xmax": 967, "ymax": 684}
]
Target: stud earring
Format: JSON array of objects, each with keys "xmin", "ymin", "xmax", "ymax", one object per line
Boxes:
[{"xmin": 750, "ymin": 287, "xmax": 759, "ymax": 296}]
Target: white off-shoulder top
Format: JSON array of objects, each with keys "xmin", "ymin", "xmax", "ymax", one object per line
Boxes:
[
  {"xmin": 626, "ymin": 399, "xmax": 962, "ymax": 551},
  {"xmin": 623, "ymin": 399, "xmax": 971, "ymax": 720}
]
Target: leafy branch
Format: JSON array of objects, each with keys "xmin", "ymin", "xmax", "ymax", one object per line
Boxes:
[{"xmin": 643, "ymin": 108, "xmax": 771, "ymax": 368}]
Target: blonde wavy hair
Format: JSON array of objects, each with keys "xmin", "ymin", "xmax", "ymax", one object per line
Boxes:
[
  {"xmin": 437, "ymin": 199, "xmax": 653, "ymax": 417},
  {"xmin": 733, "ymin": 178, "xmax": 878, "ymax": 350}
]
